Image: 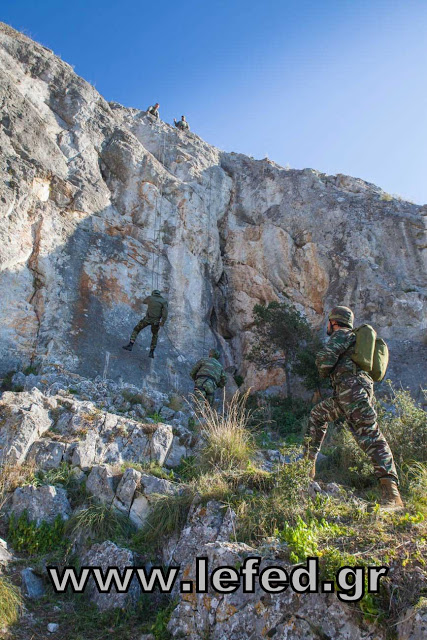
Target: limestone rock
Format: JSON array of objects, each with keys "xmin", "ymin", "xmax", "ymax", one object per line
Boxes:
[
  {"xmin": 0, "ymin": 538, "xmax": 13, "ymax": 567},
  {"xmin": 86, "ymin": 465, "xmax": 115, "ymax": 504},
  {"xmin": 0, "ymin": 22, "xmax": 425, "ymax": 397},
  {"xmin": 21, "ymin": 568, "xmax": 45, "ymax": 599},
  {"xmin": 397, "ymin": 599, "xmax": 427, "ymax": 640},
  {"xmin": 11, "ymin": 484, "xmax": 71, "ymax": 525},
  {"xmin": 163, "ymin": 500, "xmax": 236, "ymax": 570},
  {"xmin": 0, "ymin": 388, "xmax": 53, "ymax": 464},
  {"xmin": 159, "ymin": 406, "xmax": 175, "ymax": 421},
  {"xmin": 128, "ymin": 473, "xmax": 181, "ymax": 528},
  {"xmin": 113, "ymin": 467, "xmax": 142, "ymax": 515},
  {"xmin": 27, "ymin": 439, "xmax": 66, "ymax": 470},
  {"xmin": 168, "ymin": 541, "xmax": 386, "ymax": 640},
  {"xmin": 81, "ymin": 541, "xmax": 140, "ymax": 611}
]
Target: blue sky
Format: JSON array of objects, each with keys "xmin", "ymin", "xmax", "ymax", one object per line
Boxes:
[{"xmin": 3, "ymin": 0, "xmax": 427, "ymax": 204}]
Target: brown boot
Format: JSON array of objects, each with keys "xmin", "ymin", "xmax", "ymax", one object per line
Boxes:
[{"xmin": 379, "ymin": 477, "xmax": 404, "ymax": 511}]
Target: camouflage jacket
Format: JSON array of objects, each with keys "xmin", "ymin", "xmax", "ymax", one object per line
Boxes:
[
  {"xmin": 190, "ymin": 357, "xmax": 226, "ymax": 387},
  {"xmin": 175, "ymin": 119, "xmax": 189, "ymax": 130},
  {"xmin": 142, "ymin": 294, "xmax": 168, "ymax": 323},
  {"xmin": 147, "ymin": 106, "xmax": 159, "ymax": 119},
  {"xmin": 315, "ymin": 328, "xmax": 372, "ymax": 386}
]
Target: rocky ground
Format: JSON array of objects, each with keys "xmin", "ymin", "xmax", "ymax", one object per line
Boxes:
[{"xmin": 0, "ymin": 370, "xmax": 426, "ymax": 640}]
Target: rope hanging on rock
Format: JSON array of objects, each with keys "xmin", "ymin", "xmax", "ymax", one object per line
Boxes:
[
  {"xmin": 151, "ymin": 128, "xmax": 167, "ymax": 292},
  {"xmin": 202, "ymin": 168, "xmax": 214, "ymax": 356}
]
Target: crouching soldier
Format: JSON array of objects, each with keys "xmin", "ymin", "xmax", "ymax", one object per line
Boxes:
[
  {"xmin": 122, "ymin": 290, "xmax": 168, "ymax": 358},
  {"xmin": 174, "ymin": 115, "xmax": 189, "ymax": 131},
  {"xmin": 190, "ymin": 349, "xmax": 226, "ymax": 406},
  {"xmin": 304, "ymin": 306, "xmax": 404, "ymax": 510}
]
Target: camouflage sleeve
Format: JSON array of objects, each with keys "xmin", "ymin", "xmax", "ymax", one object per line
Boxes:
[
  {"xmin": 143, "ymin": 296, "xmax": 150, "ymax": 305},
  {"xmin": 190, "ymin": 360, "xmax": 202, "ymax": 380},
  {"xmin": 161, "ymin": 301, "xmax": 168, "ymax": 322},
  {"xmin": 315, "ymin": 332, "xmax": 349, "ymax": 379}
]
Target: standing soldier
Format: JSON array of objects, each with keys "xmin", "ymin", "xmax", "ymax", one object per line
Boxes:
[
  {"xmin": 190, "ymin": 349, "xmax": 226, "ymax": 406},
  {"xmin": 122, "ymin": 290, "xmax": 168, "ymax": 358},
  {"xmin": 304, "ymin": 306, "xmax": 404, "ymax": 510},
  {"xmin": 174, "ymin": 115, "xmax": 189, "ymax": 131},
  {"xmin": 147, "ymin": 103, "xmax": 160, "ymax": 120}
]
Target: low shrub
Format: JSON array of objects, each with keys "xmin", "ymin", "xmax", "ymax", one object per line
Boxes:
[{"xmin": 8, "ymin": 512, "xmax": 67, "ymax": 555}]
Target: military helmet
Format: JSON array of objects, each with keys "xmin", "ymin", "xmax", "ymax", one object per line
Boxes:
[
  {"xmin": 209, "ymin": 349, "xmax": 220, "ymax": 360},
  {"xmin": 328, "ymin": 306, "xmax": 354, "ymax": 328},
  {"xmin": 152, "ymin": 290, "xmax": 161, "ymax": 296}
]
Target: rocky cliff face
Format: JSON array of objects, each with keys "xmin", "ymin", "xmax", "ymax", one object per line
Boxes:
[{"xmin": 1, "ymin": 22, "xmax": 426, "ymax": 396}]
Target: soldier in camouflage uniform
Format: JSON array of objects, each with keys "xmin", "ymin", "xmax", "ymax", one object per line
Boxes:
[
  {"xmin": 305, "ymin": 306, "xmax": 404, "ymax": 509},
  {"xmin": 122, "ymin": 290, "xmax": 168, "ymax": 358},
  {"xmin": 174, "ymin": 115, "xmax": 189, "ymax": 131},
  {"xmin": 190, "ymin": 349, "xmax": 227, "ymax": 406},
  {"xmin": 147, "ymin": 103, "xmax": 160, "ymax": 120}
]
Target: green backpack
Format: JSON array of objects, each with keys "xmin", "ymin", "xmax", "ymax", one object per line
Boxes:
[{"xmin": 351, "ymin": 324, "xmax": 389, "ymax": 382}]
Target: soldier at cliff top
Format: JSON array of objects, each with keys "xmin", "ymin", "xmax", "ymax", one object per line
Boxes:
[
  {"xmin": 147, "ymin": 103, "xmax": 160, "ymax": 120},
  {"xmin": 122, "ymin": 290, "xmax": 168, "ymax": 359},
  {"xmin": 304, "ymin": 305, "xmax": 404, "ymax": 510},
  {"xmin": 190, "ymin": 349, "xmax": 226, "ymax": 406},
  {"xmin": 174, "ymin": 115, "xmax": 189, "ymax": 131}
]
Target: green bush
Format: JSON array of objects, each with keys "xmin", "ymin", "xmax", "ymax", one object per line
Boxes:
[
  {"xmin": 379, "ymin": 384, "xmax": 427, "ymax": 468},
  {"xmin": 319, "ymin": 385, "xmax": 427, "ymax": 490},
  {"xmin": 0, "ymin": 370, "xmax": 23, "ymax": 392},
  {"xmin": 8, "ymin": 512, "xmax": 67, "ymax": 555}
]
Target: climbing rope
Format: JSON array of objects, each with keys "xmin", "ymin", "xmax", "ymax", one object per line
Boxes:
[
  {"xmin": 151, "ymin": 127, "xmax": 167, "ymax": 291},
  {"xmin": 201, "ymin": 168, "xmax": 214, "ymax": 356}
]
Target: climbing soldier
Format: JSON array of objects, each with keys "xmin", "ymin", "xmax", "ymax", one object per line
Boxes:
[
  {"xmin": 147, "ymin": 103, "xmax": 160, "ymax": 120},
  {"xmin": 122, "ymin": 290, "xmax": 168, "ymax": 358},
  {"xmin": 190, "ymin": 349, "xmax": 226, "ymax": 406},
  {"xmin": 174, "ymin": 115, "xmax": 189, "ymax": 131},
  {"xmin": 304, "ymin": 306, "xmax": 404, "ymax": 510}
]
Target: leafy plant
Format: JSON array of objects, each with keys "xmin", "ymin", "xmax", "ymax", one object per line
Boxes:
[
  {"xmin": 248, "ymin": 300, "xmax": 324, "ymax": 396},
  {"xmin": 8, "ymin": 512, "xmax": 68, "ymax": 555},
  {"xmin": 0, "ymin": 370, "xmax": 23, "ymax": 392}
]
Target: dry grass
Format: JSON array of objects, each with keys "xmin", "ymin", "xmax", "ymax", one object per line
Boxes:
[
  {"xmin": 0, "ymin": 460, "xmax": 36, "ymax": 512},
  {"xmin": 192, "ymin": 390, "xmax": 256, "ymax": 472},
  {"xmin": 0, "ymin": 576, "xmax": 23, "ymax": 628}
]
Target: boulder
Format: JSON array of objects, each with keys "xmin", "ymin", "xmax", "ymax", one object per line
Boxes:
[
  {"xmin": 168, "ymin": 541, "xmax": 386, "ymax": 640},
  {"xmin": 0, "ymin": 388, "xmax": 53, "ymax": 464},
  {"xmin": 27, "ymin": 440, "xmax": 66, "ymax": 470},
  {"xmin": 80, "ymin": 541, "xmax": 140, "ymax": 611},
  {"xmin": 21, "ymin": 568, "xmax": 45, "ymax": 599},
  {"xmin": 397, "ymin": 598, "xmax": 427, "ymax": 640},
  {"xmin": 0, "ymin": 538, "xmax": 13, "ymax": 567},
  {"xmin": 86, "ymin": 465, "xmax": 115, "ymax": 504},
  {"xmin": 11, "ymin": 485, "xmax": 71, "ymax": 525},
  {"xmin": 113, "ymin": 467, "xmax": 142, "ymax": 515}
]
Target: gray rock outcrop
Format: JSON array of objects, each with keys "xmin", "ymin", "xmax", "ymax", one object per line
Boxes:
[
  {"xmin": 168, "ymin": 541, "xmax": 386, "ymax": 640},
  {"xmin": 0, "ymin": 22, "xmax": 425, "ymax": 398},
  {"xmin": 81, "ymin": 540, "xmax": 140, "ymax": 611},
  {"xmin": 11, "ymin": 484, "xmax": 72, "ymax": 524}
]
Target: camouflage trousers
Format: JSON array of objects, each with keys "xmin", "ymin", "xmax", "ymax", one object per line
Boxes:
[
  {"xmin": 306, "ymin": 375, "xmax": 398, "ymax": 483},
  {"xmin": 194, "ymin": 377, "xmax": 217, "ymax": 407},
  {"xmin": 130, "ymin": 318, "xmax": 160, "ymax": 350}
]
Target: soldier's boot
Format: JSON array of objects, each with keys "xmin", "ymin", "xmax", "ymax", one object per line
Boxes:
[
  {"xmin": 122, "ymin": 341, "xmax": 134, "ymax": 352},
  {"xmin": 379, "ymin": 478, "xmax": 404, "ymax": 511},
  {"xmin": 149, "ymin": 348, "xmax": 155, "ymax": 359}
]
